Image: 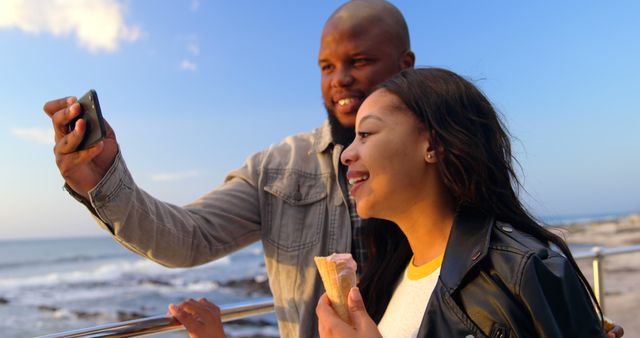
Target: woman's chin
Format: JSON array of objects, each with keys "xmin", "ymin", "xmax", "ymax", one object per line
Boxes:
[{"xmin": 356, "ymin": 204, "xmax": 377, "ymax": 220}]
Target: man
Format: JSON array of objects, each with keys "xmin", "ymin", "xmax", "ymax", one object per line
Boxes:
[
  {"xmin": 44, "ymin": 2, "xmax": 410, "ymax": 337},
  {"xmin": 43, "ymin": 1, "xmax": 623, "ymax": 337}
]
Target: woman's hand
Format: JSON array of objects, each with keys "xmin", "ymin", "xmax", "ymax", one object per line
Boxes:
[
  {"xmin": 607, "ymin": 325, "xmax": 624, "ymax": 338},
  {"xmin": 169, "ymin": 298, "xmax": 226, "ymax": 338},
  {"xmin": 316, "ymin": 287, "xmax": 382, "ymax": 338}
]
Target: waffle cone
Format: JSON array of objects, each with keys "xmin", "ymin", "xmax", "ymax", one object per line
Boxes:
[{"xmin": 314, "ymin": 255, "xmax": 357, "ymax": 324}]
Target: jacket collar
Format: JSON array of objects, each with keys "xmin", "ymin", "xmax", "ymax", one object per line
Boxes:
[
  {"xmin": 440, "ymin": 206, "xmax": 495, "ymax": 292},
  {"xmin": 313, "ymin": 120, "xmax": 335, "ymax": 153}
]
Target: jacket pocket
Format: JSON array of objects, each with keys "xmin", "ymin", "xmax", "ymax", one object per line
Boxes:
[{"xmin": 263, "ymin": 170, "xmax": 328, "ymax": 252}]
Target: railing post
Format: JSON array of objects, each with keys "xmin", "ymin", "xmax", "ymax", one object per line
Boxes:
[{"xmin": 591, "ymin": 246, "xmax": 605, "ymax": 314}]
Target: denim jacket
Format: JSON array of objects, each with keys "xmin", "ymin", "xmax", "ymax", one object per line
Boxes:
[{"xmin": 74, "ymin": 121, "xmax": 351, "ymax": 338}]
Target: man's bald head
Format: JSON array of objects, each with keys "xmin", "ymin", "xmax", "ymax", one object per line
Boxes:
[
  {"xmin": 318, "ymin": 0, "xmax": 415, "ymax": 145},
  {"xmin": 325, "ymin": 0, "xmax": 410, "ymax": 53}
]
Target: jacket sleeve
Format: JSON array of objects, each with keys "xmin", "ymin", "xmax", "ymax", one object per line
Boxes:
[
  {"xmin": 79, "ymin": 150, "xmax": 263, "ymax": 268},
  {"xmin": 517, "ymin": 250, "xmax": 604, "ymax": 338}
]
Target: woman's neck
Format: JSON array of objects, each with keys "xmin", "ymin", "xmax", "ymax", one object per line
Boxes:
[{"xmin": 392, "ymin": 193, "xmax": 456, "ymax": 267}]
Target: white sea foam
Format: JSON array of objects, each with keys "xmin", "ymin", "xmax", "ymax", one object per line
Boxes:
[
  {"xmin": 183, "ymin": 280, "xmax": 220, "ymax": 292},
  {"xmin": 0, "ymin": 256, "xmax": 231, "ymax": 291}
]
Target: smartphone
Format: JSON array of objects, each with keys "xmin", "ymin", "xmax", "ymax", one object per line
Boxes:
[{"xmin": 69, "ymin": 89, "xmax": 106, "ymax": 150}]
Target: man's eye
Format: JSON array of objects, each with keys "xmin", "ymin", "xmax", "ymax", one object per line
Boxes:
[
  {"xmin": 320, "ymin": 64, "xmax": 333, "ymax": 72},
  {"xmin": 354, "ymin": 59, "xmax": 371, "ymax": 67}
]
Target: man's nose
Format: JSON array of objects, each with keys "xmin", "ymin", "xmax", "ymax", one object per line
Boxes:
[{"xmin": 331, "ymin": 66, "xmax": 355, "ymax": 88}]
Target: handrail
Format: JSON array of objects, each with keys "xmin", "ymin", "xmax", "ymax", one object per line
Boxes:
[
  {"xmin": 35, "ymin": 244, "xmax": 640, "ymax": 337},
  {"xmin": 572, "ymin": 244, "xmax": 640, "ymax": 314},
  {"xmin": 573, "ymin": 244, "xmax": 640, "ymax": 259},
  {"xmin": 36, "ymin": 297, "xmax": 274, "ymax": 338}
]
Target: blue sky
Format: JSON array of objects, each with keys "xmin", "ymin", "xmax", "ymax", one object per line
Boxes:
[{"xmin": 1, "ymin": 1, "xmax": 639, "ymax": 240}]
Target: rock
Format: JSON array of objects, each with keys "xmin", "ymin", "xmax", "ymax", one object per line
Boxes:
[
  {"xmin": 38, "ymin": 305, "xmax": 60, "ymax": 312},
  {"xmin": 0, "ymin": 297, "xmax": 9, "ymax": 305},
  {"xmin": 117, "ymin": 310, "xmax": 147, "ymax": 321},
  {"xmin": 220, "ymin": 276, "xmax": 271, "ymax": 296},
  {"xmin": 140, "ymin": 278, "xmax": 172, "ymax": 286},
  {"xmin": 74, "ymin": 310, "xmax": 102, "ymax": 320}
]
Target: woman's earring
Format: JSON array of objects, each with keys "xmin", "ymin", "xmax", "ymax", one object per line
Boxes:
[{"xmin": 427, "ymin": 154, "xmax": 433, "ymax": 159}]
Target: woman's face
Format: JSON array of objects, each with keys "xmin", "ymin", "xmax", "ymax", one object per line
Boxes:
[{"xmin": 341, "ymin": 89, "xmax": 432, "ymax": 220}]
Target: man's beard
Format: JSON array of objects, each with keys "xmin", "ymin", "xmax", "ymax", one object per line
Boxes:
[{"xmin": 326, "ymin": 107, "xmax": 356, "ymax": 147}]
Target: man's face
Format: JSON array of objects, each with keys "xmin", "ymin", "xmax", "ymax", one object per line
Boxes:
[{"xmin": 318, "ymin": 22, "xmax": 407, "ymax": 130}]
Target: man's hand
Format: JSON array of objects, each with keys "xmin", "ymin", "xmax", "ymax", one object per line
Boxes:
[
  {"xmin": 316, "ymin": 287, "xmax": 382, "ymax": 338},
  {"xmin": 43, "ymin": 96, "xmax": 118, "ymax": 199},
  {"xmin": 169, "ymin": 298, "xmax": 226, "ymax": 338}
]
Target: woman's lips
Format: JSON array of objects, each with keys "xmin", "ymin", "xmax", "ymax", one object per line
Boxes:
[{"xmin": 347, "ymin": 173, "xmax": 369, "ymax": 196}]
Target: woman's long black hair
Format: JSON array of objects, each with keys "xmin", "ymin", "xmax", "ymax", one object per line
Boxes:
[{"xmin": 358, "ymin": 67, "xmax": 601, "ymax": 323}]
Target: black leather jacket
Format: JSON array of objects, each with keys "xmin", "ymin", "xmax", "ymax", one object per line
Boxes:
[{"xmin": 416, "ymin": 207, "xmax": 603, "ymax": 338}]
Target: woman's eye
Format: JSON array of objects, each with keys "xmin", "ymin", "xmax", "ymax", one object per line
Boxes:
[{"xmin": 358, "ymin": 132, "xmax": 371, "ymax": 139}]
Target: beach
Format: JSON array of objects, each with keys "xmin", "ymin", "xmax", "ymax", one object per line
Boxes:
[{"xmin": 559, "ymin": 213, "xmax": 640, "ymax": 337}]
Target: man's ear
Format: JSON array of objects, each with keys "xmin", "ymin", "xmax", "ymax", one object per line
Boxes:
[{"xmin": 400, "ymin": 50, "xmax": 415, "ymax": 69}]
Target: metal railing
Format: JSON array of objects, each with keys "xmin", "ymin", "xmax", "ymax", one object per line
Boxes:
[
  {"xmin": 573, "ymin": 244, "xmax": 640, "ymax": 314},
  {"xmin": 36, "ymin": 297, "xmax": 274, "ymax": 338},
  {"xmin": 36, "ymin": 244, "xmax": 640, "ymax": 337}
]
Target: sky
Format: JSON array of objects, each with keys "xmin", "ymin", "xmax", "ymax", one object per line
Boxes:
[{"xmin": 0, "ymin": 0, "xmax": 639, "ymax": 240}]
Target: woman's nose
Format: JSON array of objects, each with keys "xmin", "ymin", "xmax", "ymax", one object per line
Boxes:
[{"xmin": 341, "ymin": 143, "xmax": 357, "ymax": 166}]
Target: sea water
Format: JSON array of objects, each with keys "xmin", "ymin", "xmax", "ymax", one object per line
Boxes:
[{"xmin": 0, "ymin": 237, "xmax": 277, "ymax": 338}]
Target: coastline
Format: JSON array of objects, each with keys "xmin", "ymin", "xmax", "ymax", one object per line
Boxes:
[{"xmin": 557, "ymin": 213, "xmax": 640, "ymax": 336}]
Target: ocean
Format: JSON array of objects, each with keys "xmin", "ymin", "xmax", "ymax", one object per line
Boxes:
[{"xmin": 0, "ymin": 237, "xmax": 278, "ymax": 338}]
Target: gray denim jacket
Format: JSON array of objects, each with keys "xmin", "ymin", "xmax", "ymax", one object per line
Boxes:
[{"xmin": 75, "ymin": 121, "xmax": 351, "ymax": 338}]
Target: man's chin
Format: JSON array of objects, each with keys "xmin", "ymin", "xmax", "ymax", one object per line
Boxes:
[
  {"xmin": 327, "ymin": 109, "xmax": 356, "ymax": 147},
  {"xmin": 335, "ymin": 113, "xmax": 356, "ymax": 129}
]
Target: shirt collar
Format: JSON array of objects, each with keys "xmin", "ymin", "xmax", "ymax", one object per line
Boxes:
[{"xmin": 313, "ymin": 120, "xmax": 335, "ymax": 153}]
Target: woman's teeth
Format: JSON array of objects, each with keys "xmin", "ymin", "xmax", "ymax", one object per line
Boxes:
[{"xmin": 348, "ymin": 175, "xmax": 369, "ymax": 185}]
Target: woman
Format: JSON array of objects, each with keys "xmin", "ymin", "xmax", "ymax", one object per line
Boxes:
[
  {"xmin": 169, "ymin": 68, "xmax": 623, "ymax": 338},
  {"xmin": 315, "ymin": 67, "xmax": 606, "ymax": 338}
]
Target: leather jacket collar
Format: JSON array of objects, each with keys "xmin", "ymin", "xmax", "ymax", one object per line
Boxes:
[{"xmin": 440, "ymin": 206, "xmax": 494, "ymax": 292}]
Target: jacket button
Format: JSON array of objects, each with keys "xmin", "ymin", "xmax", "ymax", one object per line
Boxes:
[{"xmin": 465, "ymin": 335, "xmax": 475, "ymax": 338}]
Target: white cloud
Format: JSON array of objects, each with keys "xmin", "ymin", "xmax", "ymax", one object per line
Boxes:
[
  {"xmin": 11, "ymin": 127, "xmax": 54, "ymax": 145},
  {"xmin": 0, "ymin": 0, "xmax": 142, "ymax": 53},
  {"xmin": 187, "ymin": 41, "xmax": 200, "ymax": 55},
  {"xmin": 190, "ymin": 0, "xmax": 201, "ymax": 12},
  {"xmin": 151, "ymin": 170, "xmax": 198, "ymax": 182},
  {"xmin": 180, "ymin": 59, "xmax": 198, "ymax": 71}
]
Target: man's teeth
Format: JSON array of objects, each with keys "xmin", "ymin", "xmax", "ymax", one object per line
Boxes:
[
  {"xmin": 348, "ymin": 175, "xmax": 369, "ymax": 185},
  {"xmin": 338, "ymin": 98, "xmax": 354, "ymax": 106}
]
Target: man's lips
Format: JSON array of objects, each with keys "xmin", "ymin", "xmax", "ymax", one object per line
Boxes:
[{"xmin": 333, "ymin": 95, "xmax": 363, "ymax": 116}]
